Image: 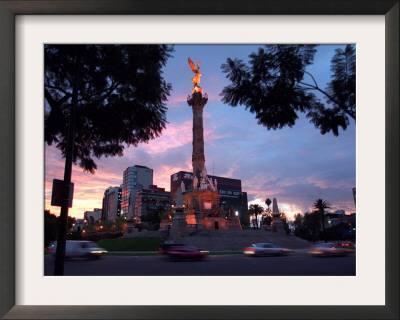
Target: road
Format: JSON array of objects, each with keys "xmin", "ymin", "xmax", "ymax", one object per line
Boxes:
[{"xmin": 45, "ymin": 252, "xmax": 356, "ymax": 276}]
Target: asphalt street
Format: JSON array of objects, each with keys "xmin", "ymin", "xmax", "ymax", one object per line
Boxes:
[{"xmin": 45, "ymin": 252, "xmax": 356, "ymax": 276}]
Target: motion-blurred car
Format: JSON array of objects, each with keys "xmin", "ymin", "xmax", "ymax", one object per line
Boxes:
[
  {"xmin": 156, "ymin": 243, "xmax": 185, "ymax": 255},
  {"xmin": 243, "ymin": 243, "xmax": 291, "ymax": 256},
  {"xmin": 338, "ymin": 241, "xmax": 356, "ymax": 248},
  {"xmin": 307, "ymin": 242, "xmax": 353, "ymax": 257},
  {"xmin": 47, "ymin": 240, "xmax": 107, "ymax": 259},
  {"xmin": 165, "ymin": 245, "xmax": 209, "ymax": 260}
]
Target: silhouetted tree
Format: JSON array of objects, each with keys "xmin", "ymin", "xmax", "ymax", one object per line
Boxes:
[
  {"xmin": 45, "ymin": 210, "xmax": 58, "ymax": 247},
  {"xmin": 265, "ymin": 198, "xmax": 271, "ymax": 210},
  {"xmin": 262, "ymin": 215, "xmax": 272, "ymax": 226},
  {"xmin": 313, "ymin": 198, "xmax": 331, "ymax": 242},
  {"xmin": 44, "ymin": 210, "xmax": 76, "ymax": 247},
  {"xmin": 280, "ymin": 213, "xmax": 291, "ymax": 234},
  {"xmin": 140, "ymin": 206, "xmax": 163, "ymax": 230},
  {"xmin": 45, "ymin": 44, "xmax": 173, "ymax": 173},
  {"xmin": 220, "ymin": 44, "xmax": 355, "ymax": 136},
  {"xmin": 248, "ymin": 204, "xmax": 264, "ymax": 229},
  {"xmin": 45, "ymin": 44, "xmax": 173, "ymax": 275},
  {"xmin": 293, "ymin": 213, "xmax": 304, "ymax": 229},
  {"xmin": 304, "ymin": 212, "xmax": 321, "ymax": 243}
]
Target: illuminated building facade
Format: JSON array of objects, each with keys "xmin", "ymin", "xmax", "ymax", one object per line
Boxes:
[
  {"xmin": 120, "ymin": 165, "xmax": 153, "ymax": 219},
  {"xmin": 134, "ymin": 185, "xmax": 171, "ymax": 223},
  {"xmin": 101, "ymin": 186, "xmax": 122, "ymax": 221}
]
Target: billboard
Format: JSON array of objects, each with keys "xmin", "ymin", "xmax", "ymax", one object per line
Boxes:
[{"xmin": 170, "ymin": 171, "xmax": 247, "ymax": 213}]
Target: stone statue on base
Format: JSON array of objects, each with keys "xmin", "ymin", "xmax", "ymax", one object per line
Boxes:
[{"xmin": 193, "ymin": 175, "xmax": 198, "ymax": 189}]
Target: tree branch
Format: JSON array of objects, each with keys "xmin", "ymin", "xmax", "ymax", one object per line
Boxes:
[
  {"xmin": 304, "ymin": 71, "xmax": 318, "ymax": 88},
  {"xmin": 45, "ymin": 89, "xmax": 72, "ymax": 110}
]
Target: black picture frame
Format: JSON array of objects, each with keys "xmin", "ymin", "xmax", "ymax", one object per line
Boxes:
[{"xmin": 0, "ymin": 0, "xmax": 398, "ymax": 319}]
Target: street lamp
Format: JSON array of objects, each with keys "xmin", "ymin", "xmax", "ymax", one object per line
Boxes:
[{"xmin": 235, "ymin": 211, "xmax": 239, "ymax": 216}]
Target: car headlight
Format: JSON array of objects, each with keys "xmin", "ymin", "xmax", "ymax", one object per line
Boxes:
[{"xmin": 90, "ymin": 250, "xmax": 107, "ymax": 254}]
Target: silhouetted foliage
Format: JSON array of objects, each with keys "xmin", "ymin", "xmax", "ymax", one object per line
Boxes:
[
  {"xmin": 294, "ymin": 212, "xmax": 322, "ymax": 243},
  {"xmin": 294, "ymin": 209, "xmax": 350, "ymax": 243},
  {"xmin": 140, "ymin": 207, "xmax": 162, "ymax": 231},
  {"xmin": 265, "ymin": 198, "xmax": 271, "ymax": 210},
  {"xmin": 262, "ymin": 215, "xmax": 272, "ymax": 226},
  {"xmin": 240, "ymin": 210, "xmax": 251, "ymax": 229},
  {"xmin": 45, "ymin": 210, "xmax": 58, "ymax": 247},
  {"xmin": 45, "ymin": 44, "xmax": 173, "ymax": 173},
  {"xmin": 248, "ymin": 204, "xmax": 264, "ymax": 229},
  {"xmin": 294, "ymin": 225, "xmax": 312, "ymax": 241},
  {"xmin": 313, "ymin": 199, "xmax": 331, "ymax": 242},
  {"xmin": 220, "ymin": 45, "xmax": 355, "ymax": 136},
  {"xmin": 44, "ymin": 210, "xmax": 76, "ymax": 247},
  {"xmin": 280, "ymin": 217, "xmax": 291, "ymax": 235}
]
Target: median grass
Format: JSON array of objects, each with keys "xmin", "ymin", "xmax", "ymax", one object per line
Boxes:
[{"xmin": 97, "ymin": 237, "xmax": 166, "ymax": 251}]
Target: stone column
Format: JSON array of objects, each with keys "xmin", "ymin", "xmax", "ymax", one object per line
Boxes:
[{"xmin": 187, "ymin": 92, "xmax": 208, "ymax": 179}]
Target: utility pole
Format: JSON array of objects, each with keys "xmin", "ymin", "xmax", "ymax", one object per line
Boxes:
[{"xmin": 53, "ymin": 57, "xmax": 81, "ymax": 276}]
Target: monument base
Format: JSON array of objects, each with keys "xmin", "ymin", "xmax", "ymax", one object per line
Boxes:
[
  {"xmin": 122, "ymin": 221, "xmax": 139, "ymax": 237},
  {"xmin": 271, "ymin": 218, "xmax": 286, "ymax": 234},
  {"xmin": 197, "ymin": 216, "xmax": 242, "ymax": 230},
  {"xmin": 183, "ymin": 188, "xmax": 221, "ymax": 216},
  {"xmin": 170, "ymin": 210, "xmax": 189, "ymax": 238}
]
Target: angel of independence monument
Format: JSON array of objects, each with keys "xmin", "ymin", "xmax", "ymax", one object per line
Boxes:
[{"xmin": 170, "ymin": 58, "xmax": 241, "ymax": 235}]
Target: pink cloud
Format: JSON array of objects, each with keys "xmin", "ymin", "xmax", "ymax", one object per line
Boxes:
[
  {"xmin": 138, "ymin": 120, "xmax": 193, "ymax": 155},
  {"xmin": 305, "ymin": 176, "xmax": 353, "ymax": 190},
  {"xmin": 167, "ymin": 94, "xmax": 190, "ymax": 108},
  {"xmin": 153, "ymin": 163, "xmax": 191, "ymax": 191}
]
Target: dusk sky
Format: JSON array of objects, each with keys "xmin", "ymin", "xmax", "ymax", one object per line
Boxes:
[{"xmin": 44, "ymin": 44, "xmax": 356, "ymax": 220}]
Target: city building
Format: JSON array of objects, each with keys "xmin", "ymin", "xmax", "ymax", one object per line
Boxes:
[
  {"xmin": 71, "ymin": 219, "xmax": 85, "ymax": 232},
  {"xmin": 120, "ymin": 165, "xmax": 153, "ymax": 219},
  {"xmin": 326, "ymin": 211, "xmax": 356, "ymax": 228},
  {"xmin": 170, "ymin": 171, "xmax": 248, "ymax": 217},
  {"xmin": 101, "ymin": 186, "xmax": 122, "ymax": 221},
  {"xmin": 84, "ymin": 208, "xmax": 102, "ymax": 224},
  {"xmin": 134, "ymin": 185, "xmax": 171, "ymax": 223}
]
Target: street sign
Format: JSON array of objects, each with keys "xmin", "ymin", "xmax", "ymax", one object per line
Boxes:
[{"xmin": 51, "ymin": 179, "xmax": 74, "ymax": 207}]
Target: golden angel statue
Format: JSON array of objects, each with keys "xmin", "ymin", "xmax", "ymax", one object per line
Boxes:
[{"xmin": 188, "ymin": 57, "xmax": 203, "ymax": 94}]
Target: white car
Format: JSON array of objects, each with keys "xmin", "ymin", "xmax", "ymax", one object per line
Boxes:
[
  {"xmin": 47, "ymin": 240, "xmax": 107, "ymax": 259},
  {"xmin": 243, "ymin": 243, "xmax": 291, "ymax": 256}
]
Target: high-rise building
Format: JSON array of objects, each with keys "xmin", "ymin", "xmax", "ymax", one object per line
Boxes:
[
  {"xmin": 120, "ymin": 165, "xmax": 153, "ymax": 219},
  {"xmin": 134, "ymin": 185, "xmax": 171, "ymax": 223},
  {"xmin": 102, "ymin": 186, "xmax": 122, "ymax": 221}
]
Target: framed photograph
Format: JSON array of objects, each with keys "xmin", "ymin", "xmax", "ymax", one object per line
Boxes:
[{"xmin": 1, "ymin": 0, "xmax": 398, "ymax": 319}]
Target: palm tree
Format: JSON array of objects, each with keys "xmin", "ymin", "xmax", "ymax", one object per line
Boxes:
[
  {"xmin": 249, "ymin": 204, "xmax": 264, "ymax": 229},
  {"xmin": 313, "ymin": 199, "xmax": 331, "ymax": 242},
  {"xmin": 265, "ymin": 198, "xmax": 272, "ymax": 211}
]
